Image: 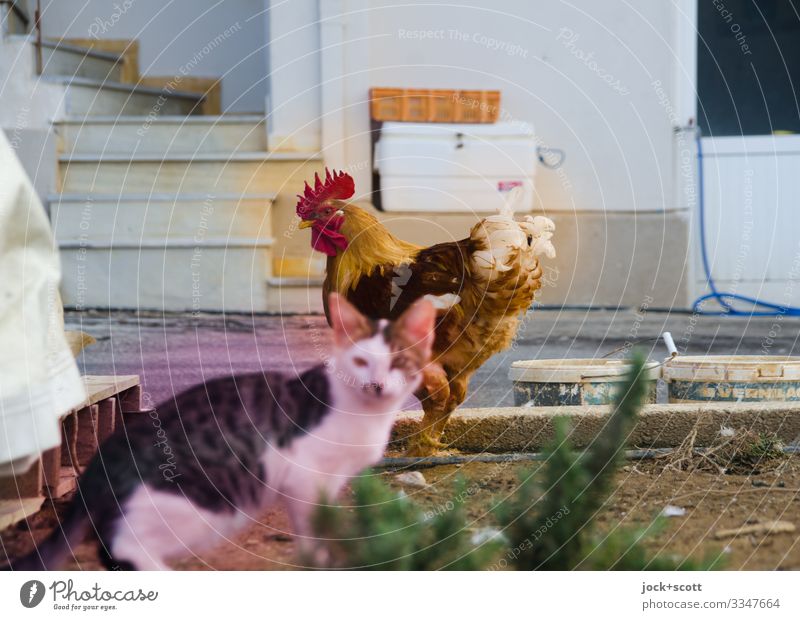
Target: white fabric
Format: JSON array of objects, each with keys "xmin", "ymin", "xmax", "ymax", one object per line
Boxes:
[{"xmin": 0, "ymin": 131, "xmax": 86, "ymax": 476}]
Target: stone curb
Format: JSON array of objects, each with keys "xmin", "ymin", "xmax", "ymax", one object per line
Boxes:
[{"xmin": 391, "ymin": 402, "xmax": 800, "ymax": 453}]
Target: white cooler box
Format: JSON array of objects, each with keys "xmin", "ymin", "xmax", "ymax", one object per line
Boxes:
[{"xmin": 375, "ymin": 122, "xmax": 536, "ymax": 213}]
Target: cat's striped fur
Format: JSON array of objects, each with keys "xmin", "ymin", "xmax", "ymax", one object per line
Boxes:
[{"xmin": 3, "ymin": 294, "xmax": 434, "ymax": 570}]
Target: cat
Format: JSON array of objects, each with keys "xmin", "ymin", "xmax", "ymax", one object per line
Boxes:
[{"xmin": 3, "ymin": 293, "xmax": 435, "ymax": 570}]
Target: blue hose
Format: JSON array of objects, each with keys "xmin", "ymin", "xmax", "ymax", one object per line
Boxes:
[{"xmin": 692, "ymin": 129, "xmax": 800, "ymax": 316}]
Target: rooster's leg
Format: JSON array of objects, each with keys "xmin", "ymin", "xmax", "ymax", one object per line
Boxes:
[
  {"xmin": 422, "ymin": 373, "xmax": 470, "ymax": 448},
  {"xmin": 440, "ymin": 373, "xmax": 469, "ymax": 432},
  {"xmin": 406, "ymin": 363, "xmax": 450, "ymax": 457}
]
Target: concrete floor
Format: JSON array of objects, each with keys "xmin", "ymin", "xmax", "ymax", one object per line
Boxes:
[{"xmin": 66, "ymin": 307, "xmax": 800, "ymax": 410}]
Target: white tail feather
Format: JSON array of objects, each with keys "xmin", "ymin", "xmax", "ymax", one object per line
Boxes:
[{"xmin": 469, "ymin": 195, "xmax": 557, "ymax": 281}]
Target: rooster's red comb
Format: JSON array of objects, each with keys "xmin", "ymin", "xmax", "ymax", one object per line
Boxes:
[{"xmin": 296, "ymin": 168, "xmax": 355, "ymax": 218}]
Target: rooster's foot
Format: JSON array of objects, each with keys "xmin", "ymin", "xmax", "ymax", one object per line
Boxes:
[{"xmin": 404, "ymin": 433, "xmax": 449, "ymax": 457}]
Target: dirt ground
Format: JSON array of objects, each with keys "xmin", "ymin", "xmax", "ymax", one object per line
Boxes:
[
  {"xmin": 3, "ymin": 455, "xmax": 799, "ymax": 570},
  {"xmin": 4, "ymin": 308, "xmax": 799, "ymax": 569}
]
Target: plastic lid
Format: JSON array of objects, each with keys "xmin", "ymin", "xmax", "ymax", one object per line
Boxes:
[
  {"xmin": 662, "ymin": 355, "xmax": 800, "ymax": 382},
  {"xmin": 380, "ymin": 121, "xmax": 534, "ymax": 138},
  {"xmin": 508, "ymin": 358, "xmax": 661, "ymax": 383}
]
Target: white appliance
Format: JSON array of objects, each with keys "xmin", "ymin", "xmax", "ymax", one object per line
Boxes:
[{"xmin": 375, "ymin": 122, "xmax": 537, "ymax": 213}]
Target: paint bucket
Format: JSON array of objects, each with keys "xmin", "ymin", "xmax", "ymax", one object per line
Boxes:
[
  {"xmin": 663, "ymin": 355, "xmax": 800, "ymax": 403},
  {"xmin": 509, "ymin": 358, "xmax": 661, "ymax": 406}
]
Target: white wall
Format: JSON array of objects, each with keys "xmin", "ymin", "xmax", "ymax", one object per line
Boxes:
[
  {"xmin": 266, "ymin": 0, "xmax": 320, "ymax": 150},
  {"xmin": 309, "ymin": 0, "xmax": 694, "ymax": 215},
  {"xmin": 39, "ymin": 0, "xmax": 269, "ymax": 113}
]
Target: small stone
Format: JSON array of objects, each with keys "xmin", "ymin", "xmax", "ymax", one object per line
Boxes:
[
  {"xmin": 395, "ymin": 471, "xmax": 428, "ymax": 488},
  {"xmin": 751, "ymin": 480, "xmax": 768, "ymax": 488},
  {"xmin": 777, "ymin": 481, "xmax": 786, "ymax": 488},
  {"xmin": 661, "ymin": 505, "xmax": 687, "ymax": 517}
]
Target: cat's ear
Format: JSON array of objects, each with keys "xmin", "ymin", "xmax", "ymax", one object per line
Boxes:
[
  {"xmin": 396, "ymin": 298, "xmax": 436, "ymax": 362},
  {"xmin": 329, "ymin": 293, "xmax": 371, "ymax": 348}
]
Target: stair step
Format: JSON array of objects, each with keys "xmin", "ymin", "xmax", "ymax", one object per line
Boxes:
[
  {"xmin": 57, "ymin": 116, "xmax": 267, "ymax": 154},
  {"xmin": 49, "ymin": 193, "xmax": 275, "ymax": 243},
  {"xmin": 49, "ymin": 77, "xmax": 203, "ymax": 116},
  {"xmin": 59, "ymin": 152, "xmax": 320, "ymax": 194},
  {"xmin": 59, "ymin": 244, "xmax": 273, "ymax": 312},
  {"xmin": 264, "ymin": 280, "xmax": 324, "ymax": 314},
  {"xmin": 40, "ymin": 40, "xmax": 122, "ymax": 82}
]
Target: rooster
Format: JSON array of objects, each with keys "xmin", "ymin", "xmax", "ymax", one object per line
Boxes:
[{"xmin": 297, "ymin": 169, "xmax": 555, "ymax": 456}]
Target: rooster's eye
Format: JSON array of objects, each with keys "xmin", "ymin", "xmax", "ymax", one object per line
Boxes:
[{"xmin": 527, "ymin": 235, "xmax": 533, "ymax": 246}]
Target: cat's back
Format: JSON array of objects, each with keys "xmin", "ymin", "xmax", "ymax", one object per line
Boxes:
[{"xmin": 150, "ymin": 366, "xmax": 331, "ymax": 442}]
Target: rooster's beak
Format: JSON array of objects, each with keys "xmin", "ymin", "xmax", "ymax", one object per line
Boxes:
[{"xmin": 298, "ymin": 220, "xmax": 314, "ymax": 229}]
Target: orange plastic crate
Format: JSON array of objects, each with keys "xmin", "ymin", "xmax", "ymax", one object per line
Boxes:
[
  {"xmin": 370, "ymin": 88, "xmax": 405, "ymax": 121},
  {"xmin": 455, "ymin": 90, "xmax": 500, "ymax": 123},
  {"xmin": 370, "ymin": 88, "xmax": 500, "ymax": 123}
]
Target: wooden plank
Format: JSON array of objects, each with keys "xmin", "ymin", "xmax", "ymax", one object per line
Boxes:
[
  {"xmin": 81, "ymin": 375, "xmax": 140, "ymax": 408},
  {"xmin": 113, "ymin": 399, "xmax": 125, "ymax": 429},
  {"xmin": 0, "ymin": 460, "xmax": 42, "ymax": 500},
  {"xmin": 117, "ymin": 384, "xmax": 142, "ymax": 414},
  {"xmin": 0, "ymin": 377, "xmax": 142, "ymax": 526},
  {"xmin": 61, "ymin": 410, "xmax": 79, "ymax": 469},
  {"xmin": 45, "ymin": 467, "xmax": 78, "ymax": 499},
  {"xmin": 97, "ymin": 398, "xmax": 116, "ymax": 442},
  {"xmin": 76, "ymin": 405, "xmax": 99, "ymax": 466},
  {"xmin": 0, "ymin": 497, "xmax": 44, "ymax": 531},
  {"xmin": 40, "ymin": 447, "xmax": 61, "ymax": 491}
]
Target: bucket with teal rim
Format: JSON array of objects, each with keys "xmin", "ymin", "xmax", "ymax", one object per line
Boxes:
[
  {"xmin": 509, "ymin": 358, "xmax": 661, "ymax": 407},
  {"xmin": 662, "ymin": 355, "xmax": 800, "ymax": 403}
]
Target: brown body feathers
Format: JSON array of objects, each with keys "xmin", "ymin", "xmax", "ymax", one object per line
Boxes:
[{"xmin": 318, "ymin": 202, "xmax": 548, "ymax": 455}]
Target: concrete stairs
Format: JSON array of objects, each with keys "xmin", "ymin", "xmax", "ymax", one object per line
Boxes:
[
  {"xmin": 53, "ymin": 76, "xmax": 203, "ymax": 116},
  {"xmin": 1, "ymin": 27, "xmax": 324, "ymax": 313},
  {"xmin": 53, "ymin": 113, "xmax": 323, "ymax": 313},
  {"xmin": 52, "ymin": 112, "xmax": 323, "ymax": 312},
  {"xmin": 39, "ymin": 39, "xmax": 123, "ymax": 82}
]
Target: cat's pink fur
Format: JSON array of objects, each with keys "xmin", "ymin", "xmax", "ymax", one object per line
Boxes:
[{"xmin": 110, "ymin": 294, "xmax": 435, "ymax": 569}]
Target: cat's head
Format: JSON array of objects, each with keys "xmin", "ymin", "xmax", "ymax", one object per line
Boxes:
[{"xmin": 328, "ymin": 293, "xmax": 435, "ymax": 404}]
